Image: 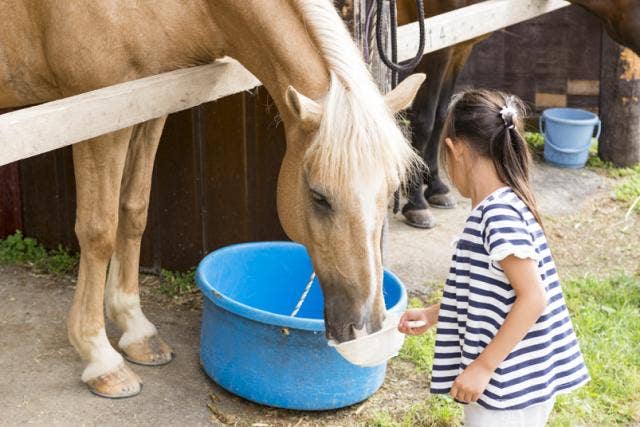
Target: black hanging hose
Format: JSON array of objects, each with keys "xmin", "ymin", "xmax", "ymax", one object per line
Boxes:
[
  {"xmin": 372, "ymin": 0, "xmax": 427, "ymax": 213},
  {"xmin": 375, "ymin": 0, "xmax": 426, "ymax": 86}
]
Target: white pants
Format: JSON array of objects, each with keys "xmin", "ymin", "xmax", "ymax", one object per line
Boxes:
[{"xmin": 463, "ymin": 399, "xmax": 555, "ymax": 427}]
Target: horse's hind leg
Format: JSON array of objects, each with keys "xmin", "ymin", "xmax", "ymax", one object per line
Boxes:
[
  {"xmin": 401, "ymin": 48, "xmax": 453, "ymax": 228},
  {"xmin": 105, "ymin": 117, "xmax": 173, "ymax": 366},
  {"xmin": 70, "ymin": 128, "xmax": 142, "ymax": 398}
]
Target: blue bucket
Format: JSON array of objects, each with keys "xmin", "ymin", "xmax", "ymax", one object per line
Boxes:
[
  {"xmin": 539, "ymin": 108, "xmax": 601, "ymax": 168},
  {"xmin": 196, "ymin": 241, "xmax": 408, "ymax": 410}
]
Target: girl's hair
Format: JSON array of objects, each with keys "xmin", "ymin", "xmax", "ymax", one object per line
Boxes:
[{"xmin": 439, "ymin": 89, "xmax": 543, "ymax": 226}]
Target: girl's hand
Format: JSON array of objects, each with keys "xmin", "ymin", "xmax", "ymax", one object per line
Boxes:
[
  {"xmin": 398, "ymin": 304, "xmax": 439, "ymax": 335},
  {"xmin": 450, "ymin": 361, "xmax": 493, "ymax": 403}
]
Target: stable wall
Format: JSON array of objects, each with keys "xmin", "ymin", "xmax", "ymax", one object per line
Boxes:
[{"xmin": 457, "ymin": 5, "xmax": 603, "ymax": 114}]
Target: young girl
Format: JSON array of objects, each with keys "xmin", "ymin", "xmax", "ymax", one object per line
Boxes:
[{"xmin": 398, "ymin": 90, "xmax": 589, "ymax": 426}]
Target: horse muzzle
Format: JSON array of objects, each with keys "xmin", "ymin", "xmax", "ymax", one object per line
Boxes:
[{"xmin": 323, "ymin": 295, "xmax": 384, "ymax": 343}]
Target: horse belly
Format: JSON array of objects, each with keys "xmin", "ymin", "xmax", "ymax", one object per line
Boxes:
[
  {"xmin": 0, "ymin": 2, "xmax": 60, "ymax": 108},
  {"xmin": 0, "ymin": 57, "xmax": 60, "ymax": 108}
]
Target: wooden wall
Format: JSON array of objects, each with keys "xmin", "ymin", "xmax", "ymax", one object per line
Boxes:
[{"xmin": 457, "ymin": 5, "xmax": 603, "ymax": 114}]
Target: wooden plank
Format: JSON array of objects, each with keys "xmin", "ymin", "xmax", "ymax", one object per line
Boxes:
[
  {"xmin": 0, "ymin": 58, "xmax": 259, "ymax": 167},
  {"xmin": 150, "ymin": 108, "xmax": 204, "ymax": 270},
  {"xmin": 397, "ymin": 0, "xmax": 570, "ymax": 61},
  {"xmin": 0, "ymin": 162, "xmax": 22, "ymax": 238},
  {"xmin": 19, "ymin": 147, "xmax": 78, "ymax": 252},
  {"xmin": 567, "ymin": 80, "xmax": 600, "ymax": 96}
]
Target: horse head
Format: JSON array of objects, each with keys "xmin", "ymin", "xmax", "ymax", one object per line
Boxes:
[{"xmin": 277, "ymin": 73, "xmax": 425, "ymax": 342}]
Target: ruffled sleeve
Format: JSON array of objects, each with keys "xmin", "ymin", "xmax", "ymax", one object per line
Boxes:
[{"xmin": 482, "ymin": 205, "xmax": 538, "ymax": 274}]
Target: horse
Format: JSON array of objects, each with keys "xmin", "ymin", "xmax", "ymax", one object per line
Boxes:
[
  {"xmin": 396, "ymin": 0, "xmax": 640, "ymax": 228},
  {"xmin": 0, "ymin": 0, "xmax": 425, "ymax": 398}
]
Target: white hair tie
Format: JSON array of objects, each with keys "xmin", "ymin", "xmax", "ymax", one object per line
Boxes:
[{"xmin": 500, "ymin": 105, "xmax": 517, "ymax": 129}]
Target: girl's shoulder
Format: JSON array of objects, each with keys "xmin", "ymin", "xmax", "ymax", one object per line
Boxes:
[
  {"xmin": 465, "ymin": 187, "xmax": 526, "ymax": 226},
  {"xmin": 477, "ymin": 187, "xmax": 531, "ymax": 225}
]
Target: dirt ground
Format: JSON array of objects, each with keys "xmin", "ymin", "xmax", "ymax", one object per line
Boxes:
[{"xmin": 1, "ymin": 161, "xmax": 638, "ymax": 426}]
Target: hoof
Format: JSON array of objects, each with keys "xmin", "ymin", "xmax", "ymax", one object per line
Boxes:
[
  {"xmin": 402, "ymin": 208, "xmax": 437, "ymax": 229},
  {"xmin": 427, "ymin": 192, "xmax": 456, "ymax": 209},
  {"xmin": 86, "ymin": 364, "xmax": 142, "ymax": 399},
  {"xmin": 120, "ymin": 334, "xmax": 174, "ymax": 366}
]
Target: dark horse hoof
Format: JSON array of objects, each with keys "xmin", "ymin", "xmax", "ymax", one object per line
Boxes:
[
  {"xmin": 402, "ymin": 208, "xmax": 437, "ymax": 229},
  {"xmin": 427, "ymin": 192, "xmax": 456, "ymax": 209}
]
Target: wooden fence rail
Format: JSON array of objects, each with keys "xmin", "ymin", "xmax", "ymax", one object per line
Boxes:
[
  {"xmin": 0, "ymin": 59, "xmax": 258, "ymax": 166},
  {"xmin": 397, "ymin": 0, "xmax": 569, "ymax": 61}
]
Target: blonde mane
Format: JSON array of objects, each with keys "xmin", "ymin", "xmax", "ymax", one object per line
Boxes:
[{"xmin": 292, "ymin": 0, "xmax": 421, "ymax": 190}]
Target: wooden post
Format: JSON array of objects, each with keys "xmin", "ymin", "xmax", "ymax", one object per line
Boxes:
[
  {"xmin": 599, "ymin": 34, "xmax": 640, "ymax": 166},
  {"xmin": 336, "ymin": 0, "xmax": 392, "ymax": 93}
]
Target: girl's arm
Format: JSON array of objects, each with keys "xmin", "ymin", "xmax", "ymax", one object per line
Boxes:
[{"xmin": 450, "ymin": 255, "xmax": 548, "ymax": 403}]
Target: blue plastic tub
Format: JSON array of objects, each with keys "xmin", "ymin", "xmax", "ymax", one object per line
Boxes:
[
  {"xmin": 196, "ymin": 241, "xmax": 408, "ymax": 410},
  {"xmin": 539, "ymin": 108, "xmax": 601, "ymax": 168}
]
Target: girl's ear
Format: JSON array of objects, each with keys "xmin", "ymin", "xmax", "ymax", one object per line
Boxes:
[{"xmin": 445, "ymin": 137, "xmax": 464, "ymax": 161}]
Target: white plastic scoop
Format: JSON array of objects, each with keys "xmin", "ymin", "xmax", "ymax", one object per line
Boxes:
[
  {"xmin": 328, "ymin": 317, "xmax": 427, "ymax": 367},
  {"xmin": 406, "ymin": 320, "xmax": 427, "ymax": 328}
]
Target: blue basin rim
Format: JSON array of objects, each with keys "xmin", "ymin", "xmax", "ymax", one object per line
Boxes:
[{"xmin": 196, "ymin": 241, "xmax": 408, "ymax": 332}]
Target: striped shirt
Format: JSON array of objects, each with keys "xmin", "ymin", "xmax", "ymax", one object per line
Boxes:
[{"xmin": 431, "ymin": 187, "xmax": 589, "ymax": 410}]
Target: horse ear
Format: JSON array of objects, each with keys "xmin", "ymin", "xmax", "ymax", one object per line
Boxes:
[
  {"xmin": 285, "ymin": 86, "xmax": 323, "ymax": 131},
  {"xmin": 384, "ymin": 73, "xmax": 426, "ymax": 113}
]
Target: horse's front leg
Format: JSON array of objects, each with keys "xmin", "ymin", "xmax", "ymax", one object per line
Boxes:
[
  {"xmin": 70, "ymin": 128, "xmax": 142, "ymax": 398},
  {"xmin": 105, "ymin": 117, "xmax": 174, "ymax": 366}
]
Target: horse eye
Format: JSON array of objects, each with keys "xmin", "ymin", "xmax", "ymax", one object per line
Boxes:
[{"xmin": 310, "ymin": 190, "xmax": 332, "ymax": 211}]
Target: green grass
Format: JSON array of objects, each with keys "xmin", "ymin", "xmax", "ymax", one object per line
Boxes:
[
  {"xmin": 157, "ymin": 268, "xmax": 196, "ymax": 298},
  {"xmin": 369, "ymin": 275, "xmax": 640, "ymax": 426},
  {"xmin": 0, "ymin": 230, "xmax": 197, "ymax": 297},
  {"xmin": 0, "ymin": 230, "xmax": 79, "ymax": 275},
  {"xmin": 368, "ymin": 396, "xmax": 462, "ymax": 427},
  {"xmin": 614, "ymin": 174, "xmax": 640, "ymax": 213},
  {"xmin": 525, "ymin": 131, "xmax": 545, "ymax": 157},
  {"xmin": 588, "ymin": 156, "xmax": 640, "ymax": 214},
  {"xmin": 550, "ymin": 275, "xmax": 640, "ymax": 426}
]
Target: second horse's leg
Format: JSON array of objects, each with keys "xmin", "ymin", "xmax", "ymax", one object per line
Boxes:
[
  {"xmin": 105, "ymin": 117, "xmax": 173, "ymax": 366},
  {"xmin": 402, "ymin": 49, "xmax": 453, "ymax": 228},
  {"xmin": 424, "ymin": 42, "xmax": 476, "ymax": 209}
]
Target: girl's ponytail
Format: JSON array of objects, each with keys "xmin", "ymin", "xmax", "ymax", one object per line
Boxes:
[{"xmin": 440, "ymin": 90, "xmax": 543, "ymax": 226}]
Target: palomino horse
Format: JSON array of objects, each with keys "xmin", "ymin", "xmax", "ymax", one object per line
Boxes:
[
  {"xmin": 0, "ymin": 0, "xmax": 425, "ymax": 397},
  {"xmin": 397, "ymin": 0, "xmax": 640, "ymax": 228}
]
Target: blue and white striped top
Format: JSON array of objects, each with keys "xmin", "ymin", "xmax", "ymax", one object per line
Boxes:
[{"xmin": 430, "ymin": 187, "xmax": 589, "ymax": 410}]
